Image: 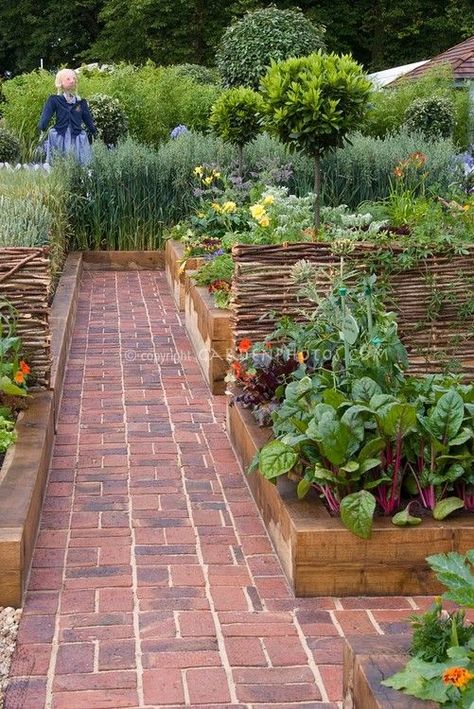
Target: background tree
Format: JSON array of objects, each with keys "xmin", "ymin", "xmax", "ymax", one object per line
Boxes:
[
  {"xmin": 210, "ymin": 87, "xmax": 264, "ymax": 176},
  {"xmin": 0, "ymin": 0, "xmax": 103, "ymax": 75},
  {"xmin": 216, "ymin": 7, "xmax": 326, "ymax": 89},
  {"xmin": 260, "ymin": 51, "xmax": 372, "ymax": 228}
]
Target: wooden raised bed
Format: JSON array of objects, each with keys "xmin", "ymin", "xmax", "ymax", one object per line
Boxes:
[
  {"xmin": 0, "ymin": 253, "xmax": 82, "ymax": 607},
  {"xmin": 227, "ymin": 399, "xmax": 474, "ymax": 597},
  {"xmin": 83, "ymin": 250, "xmax": 164, "ymax": 271},
  {"xmin": 343, "ymin": 635, "xmax": 436, "ymax": 709},
  {"xmin": 165, "ymin": 239, "xmax": 204, "ymax": 310},
  {"xmin": 184, "ymin": 272, "xmax": 232, "ymax": 395}
]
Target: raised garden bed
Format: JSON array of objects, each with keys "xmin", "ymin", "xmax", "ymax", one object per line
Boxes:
[
  {"xmin": 83, "ymin": 250, "xmax": 164, "ymax": 270},
  {"xmin": 343, "ymin": 635, "xmax": 436, "ymax": 709},
  {"xmin": 0, "ymin": 253, "xmax": 83, "ymax": 607},
  {"xmin": 164, "ymin": 239, "xmax": 204, "ymax": 310},
  {"xmin": 227, "ymin": 399, "xmax": 474, "ymax": 597},
  {"xmin": 184, "ymin": 272, "xmax": 232, "ymax": 395}
]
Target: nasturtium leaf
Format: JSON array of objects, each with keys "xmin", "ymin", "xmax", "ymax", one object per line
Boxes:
[
  {"xmin": 258, "ymin": 440, "xmax": 298, "ymax": 479},
  {"xmin": 340, "ymin": 490, "xmax": 376, "ymax": 539},
  {"xmin": 433, "ymin": 496, "xmax": 464, "ymax": 520},
  {"xmin": 0, "ymin": 376, "xmax": 26, "ymax": 397}
]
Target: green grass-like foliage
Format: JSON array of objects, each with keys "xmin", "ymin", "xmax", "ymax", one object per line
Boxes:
[{"xmin": 216, "ymin": 7, "xmax": 325, "ymax": 89}]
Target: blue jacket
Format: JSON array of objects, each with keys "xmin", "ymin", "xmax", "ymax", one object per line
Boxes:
[{"xmin": 38, "ymin": 95, "xmax": 97, "ymax": 137}]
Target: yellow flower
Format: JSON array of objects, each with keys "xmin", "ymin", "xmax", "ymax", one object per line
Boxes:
[
  {"xmin": 222, "ymin": 201, "xmax": 237, "ymax": 214},
  {"xmin": 211, "ymin": 202, "xmax": 222, "ymax": 213},
  {"xmin": 250, "ymin": 204, "xmax": 266, "ymax": 220},
  {"xmin": 203, "ymin": 176, "xmax": 213, "ymax": 186},
  {"xmin": 213, "ymin": 171, "xmax": 221, "ymax": 178},
  {"xmin": 258, "ymin": 215, "xmax": 270, "ymax": 227},
  {"xmin": 262, "ymin": 194, "xmax": 275, "ymax": 206},
  {"xmin": 197, "ymin": 211, "xmax": 205, "ymax": 218},
  {"xmin": 297, "ymin": 351, "xmax": 306, "ymax": 364},
  {"xmin": 193, "ymin": 166, "xmax": 203, "ymax": 177}
]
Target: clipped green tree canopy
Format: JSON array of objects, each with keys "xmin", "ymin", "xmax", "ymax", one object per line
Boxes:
[
  {"xmin": 210, "ymin": 87, "xmax": 264, "ymax": 147},
  {"xmin": 260, "ymin": 50, "xmax": 372, "ymax": 156},
  {"xmin": 216, "ymin": 6, "xmax": 326, "ymax": 89}
]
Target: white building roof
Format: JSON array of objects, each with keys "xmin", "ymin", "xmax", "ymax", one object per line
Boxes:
[{"xmin": 368, "ymin": 60, "xmax": 429, "ymax": 87}]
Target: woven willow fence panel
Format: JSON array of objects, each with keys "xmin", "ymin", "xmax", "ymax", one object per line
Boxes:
[
  {"xmin": 231, "ymin": 243, "xmax": 474, "ymax": 378},
  {"xmin": 0, "ymin": 248, "xmax": 51, "ymax": 388}
]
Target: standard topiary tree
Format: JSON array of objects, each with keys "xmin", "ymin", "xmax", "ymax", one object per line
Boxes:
[
  {"xmin": 403, "ymin": 96, "xmax": 455, "ymax": 140},
  {"xmin": 260, "ymin": 51, "xmax": 372, "ymax": 229},
  {"xmin": 210, "ymin": 87, "xmax": 264, "ymax": 176},
  {"xmin": 216, "ymin": 7, "xmax": 325, "ymax": 89},
  {"xmin": 0, "ymin": 128, "xmax": 21, "ymax": 163},
  {"xmin": 88, "ymin": 93, "xmax": 128, "ymax": 146}
]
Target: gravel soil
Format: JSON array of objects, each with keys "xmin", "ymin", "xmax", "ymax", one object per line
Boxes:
[{"xmin": 0, "ymin": 607, "xmax": 22, "ymax": 709}]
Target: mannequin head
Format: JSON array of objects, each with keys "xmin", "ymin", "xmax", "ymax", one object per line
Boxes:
[{"xmin": 55, "ymin": 69, "xmax": 77, "ymax": 94}]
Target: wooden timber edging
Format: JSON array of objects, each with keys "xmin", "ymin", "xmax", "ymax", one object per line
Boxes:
[
  {"xmin": 231, "ymin": 242, "xmax": 474, "ymax": 378},
  {"xmin": 0, "ymin": 247, "xmax": 51, "ymax": 388},
  {"xmin": 50, "ymin": 252, "xmax": 83, "ymax": 425},
  {"xmin": 184, "ymin": 272, "xmax": 232, "ymax": 395},
  {"xmin": 164, "ymin": 239, "xmax": 205, "ymax": 311},
  {"xmin": 0, "ymin": 256, "xmax": 82, "ymax": 607},
  {"xmin": 227, "ymin": 398, "xmax": 474, "ymax": 597},
  {"xmin": 83, "ymin": 250, "xmax": 164, "ymax": 270},
  {"xmin": 343, "ymin": 635, "xmax": 437, "ymax": 709}
]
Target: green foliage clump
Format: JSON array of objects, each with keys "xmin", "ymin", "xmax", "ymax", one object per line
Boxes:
[
  {"xmin": 216, "ymin": 7, "xmax": 325, "ymax": 89},
  {"xmin": 194, "ymin": 253, "xmax": 234, "ymax": 287},
  {"xmin": 409, "ymin": 598, "xmax": 474, "ymax": 663},
  {"xmin": 0, "ymin": 194, "xmax": 51, "ymax": 246},
  {"xmin": 404, "ymin": 96, "xmax": 455, "ymax": 139},
  {"xmin": 174, "ymin": 64, "xmax": 220, "ymax": 86},
  {"xmin": 88, "ymin": 93, "xmax": 128, "ymax": 146},
  {"xmin": 0, "ymin": 127, "xmax": 20, "ymax": 163},
  {"xmin": 0, "ymin": 416, "xmax": 16, "ymax": 453}
]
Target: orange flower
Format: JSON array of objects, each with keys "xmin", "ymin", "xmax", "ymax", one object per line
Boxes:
[
  {"xmin": 231, "ymin": 361, "xmax": 243, "ymax": 378},
  {"xmin": 19, "ymin": 360, "xmax": 30, "ymax": 375},
  {"xmin": 442, "ymin": 667, "xmax": 474, "ymax": 688},
  {"xmin": 14, "ymin": 370, "xmax": 25, "ymax": 384},
  {"xmin": 265, "ymin": 341, "xmax": 273, "ymax": 349},
  {"xmin": 409, "ymin": 151, "xmax": 427, "ymax": 168},
  {"xmin": 237, "ymin": 338, "xmax": 252, "ymax": 354},
  {"xmin": 393, "ymin": 166, "xmax": 404, "ymax": 178},
  {"xmin": 297, "ymin": 351, "xmax": 306, "ymax": 365}
]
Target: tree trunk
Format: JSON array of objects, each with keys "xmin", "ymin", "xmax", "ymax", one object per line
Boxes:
[
  {"xmin": 313, "ymin": 153, "xmax": 321, "ymax": 231},
  {"xmin": 237, "ymin": 144, "xmax": 244, "ymax": 179}
]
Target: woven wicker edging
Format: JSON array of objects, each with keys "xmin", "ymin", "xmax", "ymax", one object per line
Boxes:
[
  {"xmin": 0, "ymin": 255, "xmax": 83, "ymax": 606},
  {"xmin": 227, "ymin": 398, "xmax": 474, "ymax": 596},
  {"xmin": 231, "ymin": 243, "xmax": 474, "ymax": 378},
  {"xmin": 0, "ymin": 247, "xmax": 51, "ymax": 388},
  {"xmin": 343, "ymin": 635, "xmax": 436, "ymax": 709}
]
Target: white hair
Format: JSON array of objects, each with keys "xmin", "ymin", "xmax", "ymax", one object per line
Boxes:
[{"xmin": 54, "ymin": 69, "xmax": 78, "ymax": 93}]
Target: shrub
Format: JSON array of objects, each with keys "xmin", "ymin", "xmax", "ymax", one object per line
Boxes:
[
  {"xmin": 174, "ymin": 64, "xmax": 220, "ymax": 85},
  {"xmin": 404, "ymin": 96, "xmax": 455, "ymax": 139},
  {"xmin": 0, "ymin": 128, "xmax": 21, "ymax": 163},
  {"xmin": 210, "ymin": 87, "xmax": 265, "ymax": 175},
  {"xmin": 261, "ymin": 51, "xmax": 372, "ymax": 226},
  {"xmin": 216, "ymin": 7, "xmax": 325, "ymax": 89},
  {"xmin": 88, "ymin": 93, "xmax": 128, "ymax": 145},
  {"xmin": 363, "ymin": 65, "xmax": 469, "ymax": 147}
]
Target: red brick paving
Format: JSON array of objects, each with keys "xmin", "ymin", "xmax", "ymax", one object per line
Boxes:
[{"xmin": 6, "ymin": 271, "xmax": 429, "ymax": 708}]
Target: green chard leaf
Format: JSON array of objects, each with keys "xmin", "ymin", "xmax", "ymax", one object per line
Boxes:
[
  {"xmin": 340, "ymin": 490, "xmax": 376, "ymax": 539},
  {"xmin": 258, "ymin": 440, "xmax": 298, "ymax": 480}
]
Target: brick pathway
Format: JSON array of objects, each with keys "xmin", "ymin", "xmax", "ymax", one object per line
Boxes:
[{"xmin": 6, "ymin": 271, "xmax": 428, "ymax": 709}]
